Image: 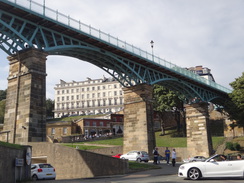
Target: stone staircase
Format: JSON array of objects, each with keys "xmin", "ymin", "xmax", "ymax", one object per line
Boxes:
[{"xmin": 215, "ymin": 137, "xmax": 233, "ymax": 154}]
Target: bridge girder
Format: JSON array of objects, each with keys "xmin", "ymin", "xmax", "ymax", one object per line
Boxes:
[{"xmin": 0, "ymin": 4, "xmax": 228, "ymax": 104}]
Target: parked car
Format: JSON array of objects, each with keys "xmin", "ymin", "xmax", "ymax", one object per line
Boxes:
[
  {"xmin": 120, "ymin": 151, "xmax": 149, "ymax": 162},
  {"xmin": 183, "ymin": 156, "xmax": 206, "ymax": 163},
  {"xmin": 112, "ymin": 154, "xmax": 122, "ymax": 158},
  {"xmin": 31, "ymin": 163, "xmax": 56, "ymax": 181},
  {"xmin": 178, "ymin": 154, "xmax": 244, "ymax": 180}
]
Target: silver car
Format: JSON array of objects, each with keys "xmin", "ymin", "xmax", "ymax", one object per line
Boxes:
[
  {"xmin": 120, "ymin": 151, "xmax": 149, "ymax": 162},
  {"xmin": 183, "ymin": 156, "xmax": 206, "ymax": 163},
  {"xmin": 31, "ymin": 163, "xmax": 56, "ymax": 180}
]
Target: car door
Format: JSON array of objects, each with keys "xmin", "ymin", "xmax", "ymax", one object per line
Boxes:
[
  {"xmin": 204, "ymin": 160, "xmax": 232, "ymax": 177},
  {"xmin": 228, "ymin": 160, "xmax": 244, "ymax": 176}
]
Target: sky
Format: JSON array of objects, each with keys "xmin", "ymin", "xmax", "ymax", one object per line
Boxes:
[{"xmin": 0, "ymin": 0, "xmax": 243, "ymax": 99}]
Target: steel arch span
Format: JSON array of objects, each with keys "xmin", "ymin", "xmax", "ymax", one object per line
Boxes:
[{"xmin": 0, "ymin": 0, "xmax": 230, "ymax": 105}]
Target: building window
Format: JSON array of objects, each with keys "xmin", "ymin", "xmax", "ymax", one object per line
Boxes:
[
  {"xmin": 85, "ymin": 121, "xmax": 89, "ymax": 126},
  {"xmin": 93, "ymin": 122, "xmax": 96, "ymax": 126},
  {"xmin": 76, "ymin": 95, "xmax": 79, "ymax": 100},
  {"xmin": 87, "ymin": 94, "xmax": 89, "ymax": 98},
  {"xmin": 76, "ymin": 89, "xmax": 79, "ymax": 92},
  {"xmin": 108, "ymin": 91, "xmax": 111, "ymax": 97},
  {"xmin": 82, "ymin": 88, "xmax": 84, "ymax": 92},
  {"xmin": 100, "ymin": 122, "xmax": 104, "ymax": 126},
  {"xmin": 71, "ymin": 89, "xmax": 74, "ymax": 93},
  {"xmin": 114, "ymin": 84, "xmax": 117, "ymax": 88},
  {"xmin": 62, "ymin": 90, "xmax": 64, "ymax": 94},
  {"xmin": 97, "ymin": 93, "xmax": 100, "ymax": 98},
  {"xmin": 62, "ymin": 97, "xmax": 64, "ymax": 101},
  {"xmin": 103, "ymin": 92, "xmax": 106, "ymax": 97},
  {"xmin": 97, "ymin": 86, "xmax": 100, "ymax": 90},
  {"xmin": 109, "ymin": 99, "xmax": 112, "ymax": 105},
  {"xmin": 71, "ymin": 95, "xmax": 74, "ymax": 100},
  {"xmin": 114, "ymin": 98, "xmax": 117, "ymax": 105},
  {"xmin": 120, "ymin": 90, "xmax": 123, "ymax": 95},
  {"xmin": 66, "ymin": 96, "xmax": 69, "ymax": 100},
  {"xmin": 92, "ymin": 93, "xmax": 95, "ymax": 98},
  {"xmin": 114, "ymin": 91, "xmax": 117, "ymax": 96},
  {"xmin": 57, "ymin": 97, "xmax": 60, "ymax": 102},
  {"xmin": 103, "ymin": 99, "xmax": 106, "ymax": 106},
  {"xmin": 87, "ymin": 87, "xmax": 89, "ymax": 91},
  {"xmin": 92, "ymin": 87, "xmax": 95, "ymax": 91},
  {"xmin": 63, "ymin": 127, "xmax": 67, "ymax": 135},
  {"xmin": 57, "ymin": 90, "xmax": 60, "ymax": 94},
  {"xmin": 51, "ymin": 128, "xmax": 55, "ymax": 134},
  {"xmin": 81, "ymin": 94, "xmax": 84, "ymax": 99},
  {"xmin": 103, "ymin": 86, "xmax": 106, "ymax": 89},
  {"xmin": 108, "ymin": 85, "xmax": 111, "ymax": 89},
  {"xmin": 66, "ymin": 89, "xmax": 69, "ymax": 93}
]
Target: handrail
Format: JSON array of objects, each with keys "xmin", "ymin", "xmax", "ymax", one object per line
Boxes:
[{"xmin": 3, "ymin": 0, "xmax": 232, "ymax": 93}]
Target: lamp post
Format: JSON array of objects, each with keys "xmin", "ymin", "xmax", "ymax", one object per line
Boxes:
[{"xmin": 150, "ymin": 40, "xmax": 154, "ymax": 61}]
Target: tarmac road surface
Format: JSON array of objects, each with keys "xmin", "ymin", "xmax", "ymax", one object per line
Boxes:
[{"xmin": 28, "ymin": 162, "xmax": 244, "ymax": 183}]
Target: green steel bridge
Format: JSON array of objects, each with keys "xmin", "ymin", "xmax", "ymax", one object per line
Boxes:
[{"xmin": 0, "ymin": 0, "xmax": 231, "ymax": 104}]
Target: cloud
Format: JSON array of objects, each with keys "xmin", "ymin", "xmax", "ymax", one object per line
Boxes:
[{"xmin": 0, "ymin": 0, "xmax": 244, "ymax": 98}]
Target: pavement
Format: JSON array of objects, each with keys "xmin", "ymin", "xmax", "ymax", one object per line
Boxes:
[{"xmin": 83, "ymin": 161, "xmax": 181, "ymax": 181}]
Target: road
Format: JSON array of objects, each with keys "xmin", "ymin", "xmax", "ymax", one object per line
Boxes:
[{"xmin": 29, "ymin": 162, "xmax": 244, "ymax": 183}]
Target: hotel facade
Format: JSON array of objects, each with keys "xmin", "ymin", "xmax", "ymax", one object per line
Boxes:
[{"xmin": 53, "ymin": 77, "xmax": 124, "ymax": 118}]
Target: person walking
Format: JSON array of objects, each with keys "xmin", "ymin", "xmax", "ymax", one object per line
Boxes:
[
  {"xmin": 165, "ymin": 147, "xmax": 170, "ymax": 165},
  {"xmin": 172, "ymin": 149, "xmax": 176, "ymax": 167},
  {"xmin": 153, "ymin": 147, "xmax": 159, "ymax": 164}
]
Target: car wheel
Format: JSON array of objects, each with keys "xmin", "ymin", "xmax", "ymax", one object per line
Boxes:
[
  {"xmin": 32, "ymin": 174, "xmax": 38, "ymax": 181},
  {"xmin": 188, "ymin": 168, "xmax": 201, "ymax": 180},
  {"xmin": 144, "ymin": 160, "xmax": 148, "ymax": 163},
  {"xmin": 136, "ymin": 158, "xmax": 141, "ymax": 162}
]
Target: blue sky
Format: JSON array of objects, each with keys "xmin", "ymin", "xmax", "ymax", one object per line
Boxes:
[{"xmin": 0, "ymin": 0, "xmax": 243, "ymax": 99}]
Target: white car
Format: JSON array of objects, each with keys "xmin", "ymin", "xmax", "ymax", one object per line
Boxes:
[
  {"xmin": 120, "ymin": 151, "xmax": 149, "ymax": 162},
  {"xmin": 178, "ymin": 154, "xmax": 244, "ymax": 180},
  {"xmin": 31, "ymin": 163, "xmax": 56, "ymax": 180}
]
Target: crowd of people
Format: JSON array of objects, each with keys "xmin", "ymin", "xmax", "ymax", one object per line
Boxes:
[{"xmin": 153, "ymin": 147, "xmax": 177, "ymax": 166}]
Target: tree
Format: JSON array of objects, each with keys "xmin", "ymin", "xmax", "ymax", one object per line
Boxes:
[
  {"xmin": 0, "ymin": 100, "xmax": 5, "ymax": 124},
  {"xmin": 227, "ymin": 72, "xmax": 244, "ymax": 132},
  {"xmin": 0, "ymin": 90, "xmax": 7, "ymax": 101},
  {"xmin": 153, "ymin": 84, "xmax": 185, "ymax": 136},
  {"xmin": 46, "ymin": 98, "xmax": 54, "ymax": 118}
]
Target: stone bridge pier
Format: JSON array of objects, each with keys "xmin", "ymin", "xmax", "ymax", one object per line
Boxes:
[
  {"xmin": 2, "ymin": 48, "xmax": 47, "ymax": 144},
  {"xmin": 122, "ymin": 84, "xmax": 155, "ymax": 155},
  {"xmin": 185, "ymin": 102, "xmax": 213, "ymax": 158}
]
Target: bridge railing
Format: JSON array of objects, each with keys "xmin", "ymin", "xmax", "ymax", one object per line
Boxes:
[{"xmin": 6, "ymin": 0, "xmax": 231, "ymax": 93}]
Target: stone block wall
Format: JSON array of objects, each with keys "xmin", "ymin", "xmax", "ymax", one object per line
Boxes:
[{"xmin": 29, "ymin": 142, "xmax": 128, "ymax": 179}]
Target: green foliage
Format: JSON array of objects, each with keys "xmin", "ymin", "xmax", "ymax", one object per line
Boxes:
[
  {"xmin": 0, "ymin": 141, "xmax": 23, "ymax": 149},
  {"xmin": 0, "ymin": 90, "xmax": 7, "ymax": 101},
  {"xmin": 226, "ymin": 142, "xmax": 241, "ymax": 151},
  {"xmin": 63, "ymin": 144, "xmax": 105, "ymax": 150},
  {"xmin": 153, "ymin": 85, "xmax": 182, "ymax": 112},
  {"xmin": 128, "ymin": 161, "xmax": 160, "ymax": 170},
  {"xmin": 0, "ymin": 100, "xmax": 5, "ymax": 124},
  {"xmin": 226, "ymin": 72, "xmax": 244, "ymax": 128},
  {"xmin": 46, "ymin": 98, "xmax": 54, "ymax": 118}
]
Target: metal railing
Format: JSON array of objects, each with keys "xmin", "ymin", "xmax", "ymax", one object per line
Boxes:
[{"xmin": 4, "ymin": 0, "xmax": 232, "ymax": 93}]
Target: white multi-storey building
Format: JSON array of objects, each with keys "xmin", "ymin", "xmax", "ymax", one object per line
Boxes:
[{"xmin": 53, "ymin": 77, "xmax": 124, "ymax": 118}]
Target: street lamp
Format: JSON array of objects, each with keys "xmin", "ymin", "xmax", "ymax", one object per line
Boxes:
[{"xmin": 150, "ymin": 40, "xmax": 154, "ymax": 61}]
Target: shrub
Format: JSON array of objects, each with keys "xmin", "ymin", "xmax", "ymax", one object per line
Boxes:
[
  {"xmin": 226, "ymin": 142, "xmax": 241, "ymax": 151},
  {"xmin": 226, "ymin": 142, "xmax": 234, "ymax": 150},
  {"xmin": 233, "ymin": 142, "xmax": 241, "ymax": 151}
]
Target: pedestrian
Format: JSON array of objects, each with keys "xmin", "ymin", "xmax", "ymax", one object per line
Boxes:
[
  {"xmin": 153, "ymin": 147, "xmax": 159, "ymax": 164},
  {"xmin": 165, "ymin": 147, "xmax": 170, "ymax": 165},
  {"xmin": 172, "ymin": 149, "xmax": 176, "ymax": 167}
]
